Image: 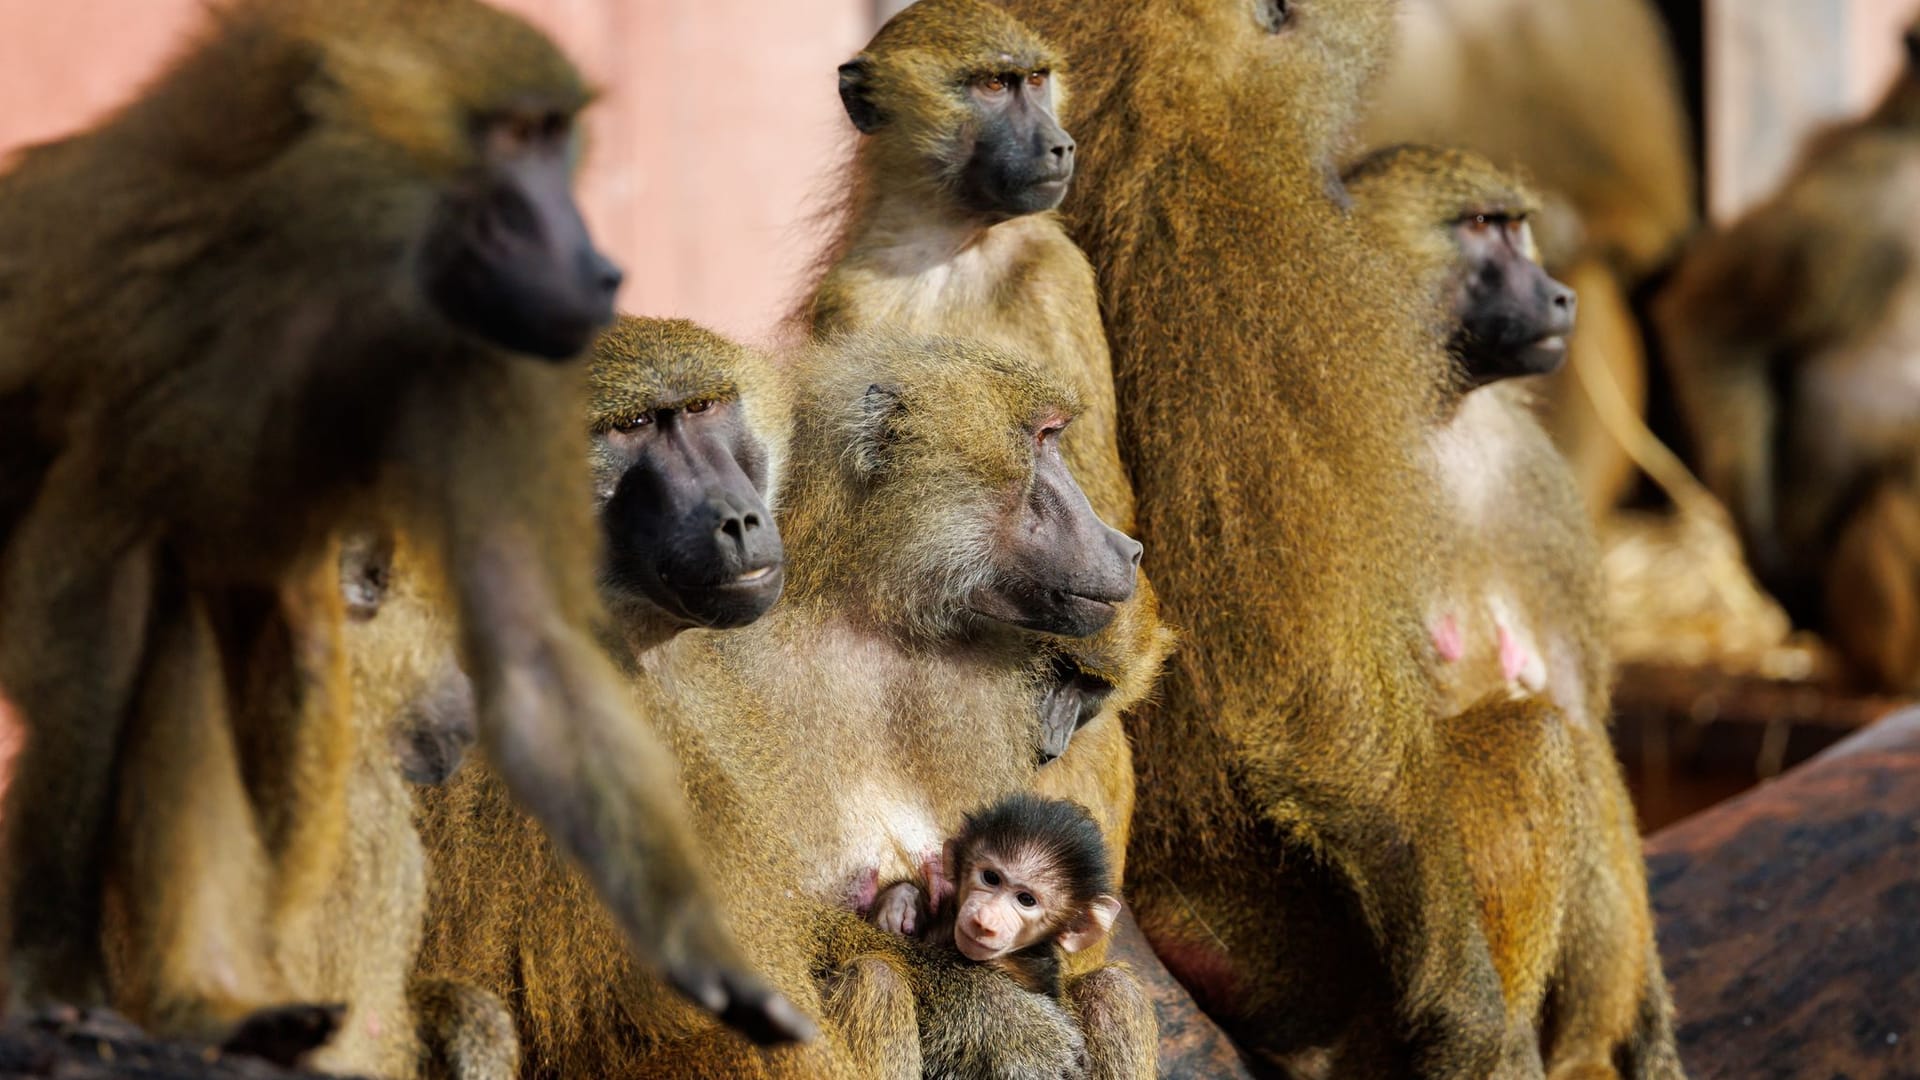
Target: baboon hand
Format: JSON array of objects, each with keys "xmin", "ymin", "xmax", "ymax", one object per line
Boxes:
[
  {"xmin": 871, "ymin": 882, "xmax": 922, "ymax": 937},
  {"xmin": 665, "ymin": 959, "xmax": 818, "ymax": 1047}
]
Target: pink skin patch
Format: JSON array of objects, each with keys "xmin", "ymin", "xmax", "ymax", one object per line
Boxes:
[
  {"xmin": 1432, "ymin": 613, "xmax": 1465, "ymax": 664},
  {"xmin": 920, "ymin": 848, "xmax": 952, "ymax": 916},
  {"xmin": 848, "ymin": 866, "xmax": 879, "ymax": 917},
  {"xmin": 1156, "ymin": 937, "xmax": 1243, "ymax": 1015},
  {"xmin": 1497, "ymin": 624, "xmax": 1531, "ymax": 684},
  {"xmin": 364, "ymin": 1010, "xmax": 382, "ymax": 1040}
]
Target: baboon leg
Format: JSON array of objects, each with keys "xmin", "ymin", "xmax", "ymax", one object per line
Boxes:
[
  {"xmin": 113, "ymin": 574, "xmax": 283, "ymax": 1040},
  {"xmin": 0, "ymin": 461, "xmax": 154, "ymax": 1008},
  {"xmin": 412, "ymin": 976, "xmax": 519, "ymax": 1080},
  {"xmin": 1065, "ymin": 964, "xmax": 1156, "ymax": 1080},
  {"xmin": 216, "ymin": 552, "xmax": 354, "ymax": 931}
]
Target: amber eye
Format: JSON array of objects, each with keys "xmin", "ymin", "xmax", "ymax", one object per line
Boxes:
[
  {"xmin": 1027, "ymin": 71, "xmax": 1048, "ymax": 90},
  {"xmin": 982, "ymin": 868, "xmax": 1002, "ymax": 886},
  {"xmin": 612, "ymin": 412, "xmax": 654, "ymax": 433},
  {"xmin": 981, "ymin": 75, "xmax": 1007, "ymax": 93},
  {"xmin": 685, "ymin": 399, "xmax": 712, "ymax": 415},
  {"xmin": 1017, "ymin": 892, "xmax": 1037, "ymax": 908}
]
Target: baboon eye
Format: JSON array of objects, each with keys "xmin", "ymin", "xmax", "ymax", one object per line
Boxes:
[
  {"xmin": 1017, "ymin": 892, "xmax": 1037, "ymax": 908},
  {"xmin": 613, "ymin": 412, "xmax": 654, "ymax": 433},
  {"xmin": 1027, "ymin": 71, "xmax": 1048, "ymax": 90},
  {"xmin": 982, "ymin": 868, "xmax": 1002, "ymax": 886},
  {"xmin": 685, "ymin": 399, "xmax": 712, "ymax": 415},
  {"xmin": 1257, "ymin": 0, "xmax": 1293, "ymax": 33}
]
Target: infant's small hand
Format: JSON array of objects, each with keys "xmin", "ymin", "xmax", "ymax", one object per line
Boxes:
[{"xmin": 873, "ymin": 884, "xmax": 921, "ymax": 937}]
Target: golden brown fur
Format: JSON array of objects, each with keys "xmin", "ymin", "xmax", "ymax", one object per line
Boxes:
[
  {"xmin": 423, "ymin": 330, "xmax": 1153, "ymax": 1077},
  {"xmin": 1346, "ymin": 144, "xmax": 1680, "ymax": 1076},
  {"xmin": 1344, "ymin": 145, "xmax": 1610, "ymax": 725},
  {"xmin": 798, "ymin": 0, "xmax": 1173, "ymax": 952},
  {"xmin": 1362, "ymin": 0, "xmax": 1699, "ymax": 514},
  {"xmin": 1657, "ymin": 36, "xmax": 1920, "ymax": 693},
  {"xmin": 0, "ymin": 0, "xmax": 776, "ymax": 1049},
  {"xmin": 1003, "ymin": 1, "xmax": 1682, "ymax": 1074}
]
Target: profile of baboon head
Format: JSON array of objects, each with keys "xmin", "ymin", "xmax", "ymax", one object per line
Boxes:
[{"xmin": 784, "ymin": 333, "xmax": 1142, "ymax": 643}]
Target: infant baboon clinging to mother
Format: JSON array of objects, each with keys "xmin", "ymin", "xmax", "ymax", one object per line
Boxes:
[
  {"xmin": 869, "ymin": 793, "xmax": 1120, "ymax": 1000},
  {"xmin": 422, "ymin": 329, "xmax": 1156, "ymax": 1079}
]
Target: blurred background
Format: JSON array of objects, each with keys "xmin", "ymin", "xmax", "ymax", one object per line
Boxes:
[{"xmin": 2, "ymin": 0, "xmax": 1919, "ymax": 827}]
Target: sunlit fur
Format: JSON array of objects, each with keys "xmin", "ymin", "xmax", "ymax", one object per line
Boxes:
[
  {"xmin": 1004, "ymin": 0, "xmax": 1679, "ymax": 1074},
  {"xmin": 1348, "ymin": 143, "xmax": 1675, "ymax": 1074},
  {"xmin": 421, "ymin": 331, "xmax": 1111, "ymax": 1078}
]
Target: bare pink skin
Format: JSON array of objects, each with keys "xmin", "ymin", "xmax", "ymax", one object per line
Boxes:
[
  {"xmin": 1497, "ymin": 624, "xmax": 1529, "ymax": 683},
  {"xmin": 848, "ymin": 865, "xmax": 880, "ymax": 916},
  {"xmin": 1432, "ymin": 613, "xmax": 1465, "ymax": 663}
]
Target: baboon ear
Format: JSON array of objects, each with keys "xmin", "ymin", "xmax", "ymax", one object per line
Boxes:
[
  {"xmin": 1058, "ymin": 895, "xmax": 1120, "ymax": 955},
  {"xmin": 838, "ymin": 58, "xmax": 886, "ymax": 134},
  {"xmin": 850, "ymin": 382, "xmax": 907, "ymax": 478}
]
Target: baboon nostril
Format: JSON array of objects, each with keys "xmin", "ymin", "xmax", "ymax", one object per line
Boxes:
[
  {"xmin": 741, "ymin": 512, "xmax": 761, "ymax": 531},
  {"xmin": 720, "ymin": 517, "xmax": 745, "ymax": 542}
]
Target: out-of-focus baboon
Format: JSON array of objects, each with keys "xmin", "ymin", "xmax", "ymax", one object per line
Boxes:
[
  {"xmin": 1658, "ymin": 22, "xmax": 1920, "ymax": 693},
  {"xmin": 1364, "ymin": 0, "xmax": 1700, "ymax": 515},
  {"xmin": 0, "ymin": 0, "xmax": 797, "ymax": 1051}
]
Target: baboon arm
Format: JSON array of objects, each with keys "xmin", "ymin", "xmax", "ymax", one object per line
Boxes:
[{"xmin": 447, "ymin": 524, "xmax": 732, "ymax": 983}]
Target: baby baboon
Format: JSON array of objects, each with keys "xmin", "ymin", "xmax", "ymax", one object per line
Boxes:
[
  {"xmin": 424, "ymin": 332, "xmax": 1155, "ymax": 1078},
  {"xmin": 1658, "ymin": 18, "xmax": 1920, "ymax": 692},
  {"xmin": 870, "ymin": 793, "xmax": 1119, "ymax": 1000},
  {"xmin": 0, "ymin": 0, "xmax": 795, "ymax": 1050},
  {"xmin": 1005, "ymin": 0, "xmax": 1683, "ymax": 1074},
  {"xmin": 803, "ymin": 0, "xmax": 1173, "ymax": 903}
]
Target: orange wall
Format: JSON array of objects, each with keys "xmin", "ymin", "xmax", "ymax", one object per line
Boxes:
[{"xmin": 0, "ymin": 0, "xmax": 872, "ymax": 343}]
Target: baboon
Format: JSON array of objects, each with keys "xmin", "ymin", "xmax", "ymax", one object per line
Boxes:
[
  {"xmin": 802, "ymin": 0, "xmax": 1173, "ymax": 911},
  {"xmin": 0, "ymin": 0, "xmax": 797, "ymax": 1051},
  {"xmin": 1657, "ymin": 20, "xmax": 1920, "ymax": 693},
  {"xmin": 1347, "ymin": 143, "xmax": 1678, "ymax": 1074},
  {"xmin": 422, "ymin": 331, "xmax": 1157, "ymax": 1078},
  {"xmin": 1343, "ymin": 144, "xmax": 1604, "ymax": 725},
  {"xmin": 869, "ymin": 793, "xmax": 1120, "ymax": 999},
  {"xmin": 1362, "ymin": 0, "xmax": 1699, "ymax": 515},
  {"xmin": 1004, "ymin": 0, "xmax": 1682, "ymax": 1074}
]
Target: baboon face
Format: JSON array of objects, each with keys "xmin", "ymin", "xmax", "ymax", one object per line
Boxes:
[
  {"xmin": 837, "ymin": 0, "xmax": 1075, "ymax": 220},
  {"xmin": 1450, "ymin": 213, "xmax": 1576, "ymax": 387},
  {"xmin": 417, "ymin": 110, "xmax": 623, "ymax": 360},
  {"xmin": 828, "ymin": 339, "xmax": 1141, "ymax": 640},
  {"xmin": 595, "ymin": 392, "xmax": 785, "ymax": 630},
  {"xmin": 965, "ymin": 414, "xmax": 1142, "ymax": 637},
  {"xmin": 950, "ymin": 70, "xmax": 1075, "ymax": 217}
]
